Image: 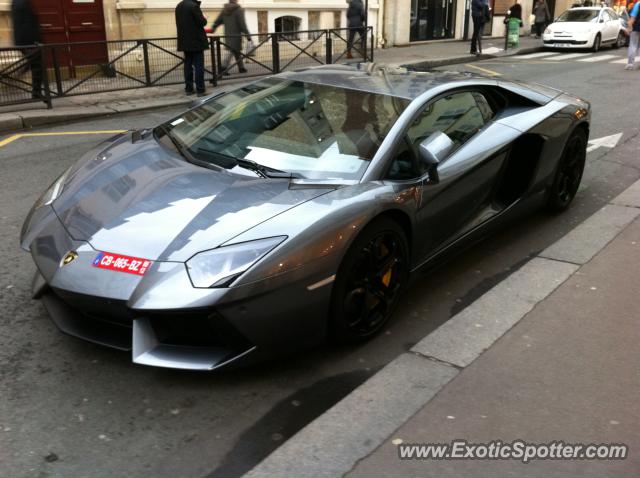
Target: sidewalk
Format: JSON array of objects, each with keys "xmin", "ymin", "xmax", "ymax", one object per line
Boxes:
[
  {"xmin": 244, "ymin": 169, "xmax": 640, "ymax": 473},
  {"xmin": 0, "ymin": 36, "xmax": 543, "ymax": 133}
]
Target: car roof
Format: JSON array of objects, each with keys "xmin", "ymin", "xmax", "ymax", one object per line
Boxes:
[
  {"xmin": 568, "ymin": 6, "xmax": 610, "ymax": 11},
  {"xmin": 276, "ymin": 65, "xmax": 490, "ymax": 100}
]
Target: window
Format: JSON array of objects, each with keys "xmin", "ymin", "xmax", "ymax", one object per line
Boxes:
[
  {"xmin": 407, "ymin": 91, "xmax": 490, "ymax": 149},
  {"xmin": 275, "ymin": 16, "xmax": 302, "ymax": 41},
  {"xmin": 386, "ymin": 91, "xmax": 492, "ymax": 181}
]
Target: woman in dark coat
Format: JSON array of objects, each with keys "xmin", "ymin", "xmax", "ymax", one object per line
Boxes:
[
  {"xmin": 175, "ymin": 0, "xmax": 208, "ymax": 95},
  {"xmin": 212, "ymin": 0, "xmax": 250, "ymax": 74},
  {"xmin": 11, "ymin": 0, "xmax": 43, "ymax": 99}
]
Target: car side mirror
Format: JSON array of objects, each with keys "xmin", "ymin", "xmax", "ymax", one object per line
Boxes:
[{"xmin": 418, "ymin": 131, "xmax": 455, "ymax": 184}]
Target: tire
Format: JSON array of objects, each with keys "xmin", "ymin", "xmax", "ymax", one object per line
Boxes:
[
  {"xmin": 613, "ymin": 31, "xmax": 625, "ymax": 49},
  {"xmin": 329, "ymin": 217, "xmax": 409, "ymax": 343},
  {"xmin": 546, "ymin": 128, "xmax": 587, "ymax": 213},
  {"xmin": 592, "ymin": 33, "xmax": 601, "ymax": 52}
]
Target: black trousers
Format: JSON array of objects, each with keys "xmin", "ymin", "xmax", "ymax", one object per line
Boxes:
[
  {"xmin": 535, "ymin": 22, "xmax": 545, "ymax": 37},
  {"xmin": 184, "ymin": 51, "xmax": 205, "ymax": 93},
  {"xmin": 470, "ymin": 17, "xmax": 485, "ymax": 54},
  {"xmin": 23, "ymin": 48, "xmax": 43, "ymax": 97},
  {"xmin": 347, "ymin": 27, "xmax": 366, "ymax": 53}
]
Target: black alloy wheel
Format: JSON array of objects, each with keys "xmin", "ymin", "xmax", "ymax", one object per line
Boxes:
[
  {"xmin": 546, "ymin": 128, "xmax": 587, "ymax": 212},
  {"xmin": 592, "ymin": 34, "xmax": 601, "ymax": 52},
  {"xmin": 330, "ymin": 217, "xmax": 409, "ymax": 343},
  {"xmin": 614, "ymin": 31, "xmax": 625, "ymax": 49}
]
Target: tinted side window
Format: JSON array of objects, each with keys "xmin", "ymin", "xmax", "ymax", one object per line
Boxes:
[{"xmin": 407, "ymin": 91, "xmax": 488, "ymax": 151}]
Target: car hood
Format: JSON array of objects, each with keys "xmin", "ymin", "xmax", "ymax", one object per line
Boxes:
[
  {"xmin": 548, "ymin": 22, "xmax": 596, "ymax": 33},
  {"xmin": 52, "ymin": 135, "xmax": 332, "ymax": 262}
]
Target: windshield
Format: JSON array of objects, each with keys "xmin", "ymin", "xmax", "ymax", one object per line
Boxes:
[
  {"xmin": 556, "ymin": 10, "xmax": 599, "ymax": 22},
  {"xmin": 155, "ymin": 78, "xmax": 409, "ymax": 180}
]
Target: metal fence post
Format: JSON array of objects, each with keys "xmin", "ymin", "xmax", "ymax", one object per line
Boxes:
[
  {"xmin": 209, "ymin": 37, "xmax": 218, "ymax": 86},
  {"xmin": 141, "ymin": 40, "xmax": 152, "ymax": 86},
  {"xmin": 51, "ymin": 47, "xmax": 63, "ymax": 96},
  {"xmin": 370, "ymin": 27, "xmax": 375, "ymax": 61},
  {"xmin": 271, "ymin": 34, "xmax": 280, "ymax": 73},
  {"xmin": 215, "ymin": 37, "xmax": 223, "ymax": 75},
  {"xmin": 41, "ymin": 45, "xmax": 52, "ymax": 109},
  {"xmin": 325, "ymin": 31, "xmax": 332, "ymax": 64}
]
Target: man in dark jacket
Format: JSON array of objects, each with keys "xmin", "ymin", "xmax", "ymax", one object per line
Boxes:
[
  {"xmin": 175, "ymin": 0, "xmax": 208, "ymax": 96},
  {"xmin": 470, "ymin": 0, "xmax": 489, "ymax": 55},
  {"xmin": 346, "ymin": 0, "xmax": 366, "ymax": 59},
  {"xmin": 11, "ymin": 0, "xmax": 43, "ymax": 99},
  {"xmin": 212, "ymin": 0, "xmax": 250, "ymax": 75}
]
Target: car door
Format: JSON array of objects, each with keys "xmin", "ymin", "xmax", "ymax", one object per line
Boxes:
[
  {"xmin": 601, "ymin": 10, "xmax": 616, "ymax": 42},
  {"xmin": 385, "ymin": 90, "xmax": 518, "ymax": 263}
]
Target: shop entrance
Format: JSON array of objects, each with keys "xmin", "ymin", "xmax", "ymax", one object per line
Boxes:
[{"xmin": 410, "ymin": 0, "xmax": 457, "ymax": 41}]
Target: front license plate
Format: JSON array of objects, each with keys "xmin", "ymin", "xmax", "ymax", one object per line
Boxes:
[
  {"xmin": 92, "ymin": 251, "xmax": 152, "ymax": 276},
  {"xmin": 555, "ymin": 43, "xmax": 572, "ymax": 48}
]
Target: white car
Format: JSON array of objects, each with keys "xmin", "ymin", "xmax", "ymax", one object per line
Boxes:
[{"xmin": 543, "ymin": 7, "xmax": 626, "ymax": 52}]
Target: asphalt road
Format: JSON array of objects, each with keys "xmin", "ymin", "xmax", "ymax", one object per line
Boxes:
[{"xmin": 1, "ymin": 49, "xmax": 639, "ymax": 478}]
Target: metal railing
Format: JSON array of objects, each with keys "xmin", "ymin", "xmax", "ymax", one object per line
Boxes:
[{"xmin": 0, "ymin": 26, "xmax": 374, "ymax": 109}]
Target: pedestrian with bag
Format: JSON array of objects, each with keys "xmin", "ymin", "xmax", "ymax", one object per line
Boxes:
[
  {"xmin": 175, "ymin": 0, "xmax": 208, "ymax": 96},
  {"xmin": 346, "ymin": 0, "xmax": 366, "ymax": 59},
  {"xmin": 532, "ymin": 0, "xmax": 551, "ymax": 39},
  {"xmin": 211, "ymin": 0, "xmax": 250, "ymax": 75},
  {"xmin": 470, "ymin": 0, "xmax": 491, "ymax": 55},
  {"xmin": 10, "ymin": 0, "xmax": 44, "ymax": 100},
  {"xmin": 625, "ymin": 0, "xmax": 640, "ymax": 70}
]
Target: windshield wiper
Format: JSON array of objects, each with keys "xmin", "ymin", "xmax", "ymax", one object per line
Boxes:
[
  {"xmin": 196, "ymin": 147, "xmax": 302, "ymax": 179},
  {"xmin": 236, "ymin": 158, "xmax": 302, "ymax": 179}
]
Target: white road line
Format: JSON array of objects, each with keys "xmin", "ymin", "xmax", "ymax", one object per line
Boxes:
[
  {"xmin": 514, "ymin": 52, "xmax": 559, "ymax": 59},
  {"xmin": 579, "ymin": 54, "xmax": 619, "ymax": 62},
  {"xmin": 610, "ymin": 57, "xmax": 640, "ymax": 64},
  {"xmin": 547, "ymin": 53, "xmax": 591, "ymax": 60},
  {"xmin": 483, "ymin": 47, "xmax": 503, "ymax": 54}
]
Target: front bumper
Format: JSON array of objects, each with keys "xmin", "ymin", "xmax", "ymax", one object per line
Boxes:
[
  {"xmin": 543, "ymin": 33, "xmax": 592, "ymax": 47},
  {"xmin": 26, "ymin": 207, "xmax": 334, "ymax": 370}
]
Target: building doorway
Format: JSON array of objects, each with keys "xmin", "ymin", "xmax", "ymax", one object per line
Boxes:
[
  {"xmin": 410, "ymin": 0, "xmax": 456, "ymax": 41},
  {"xmin": 33, "ymin": 0, "xmax": 108, "ymax": 67}
]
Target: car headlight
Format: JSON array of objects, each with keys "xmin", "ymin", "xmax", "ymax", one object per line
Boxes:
[
  {"xmin": 186, "ymin": 236, "xmax": 286, "ymax": 288},
  {"xmin": 544, "ymin": 28, "xmax": 551, "ymax": 35},
  {"xmin": 33, "ymin": 166, "xmax": 73, "ymax": 209}
]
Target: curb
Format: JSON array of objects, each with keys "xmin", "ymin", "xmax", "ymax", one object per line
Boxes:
[
  {"xmin": 0, "ymin": 97, "xmax": 192, "ymax": 134},
  {"xmin": 402, "ymin": 46, "xmax": 544, "ymax": 70},
  {"xmin": 243, "ymin": 174, "xmax": 640, "ymax": 478}
]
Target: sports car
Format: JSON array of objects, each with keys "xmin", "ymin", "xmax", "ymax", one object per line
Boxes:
[{"xmin": 21, "ymin": 65, "xmax": 590, "ymax": 370}]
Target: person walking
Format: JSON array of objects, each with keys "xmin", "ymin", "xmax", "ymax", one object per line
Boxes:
[
  {"xmin": 470, "ymin": 0, "xmax": 490, "ymax": 55},
  {"xmin": 10, "ymin": 0, "xmax": 43, "ymax": 99},
  {"xmin": 625, "ymin": 0, "xmax": 640, "ymax": 70},
  {"xmin": 175, "ymin": 0, "xmax": 208, "ymax": 96},
  {"xmin": 346, "ymin": 0, "xmax": 366, "ymax": 59},
  {"xmin": 212, "ymin": 0, "xmax": 250, "ymax": 75},
  {"xmin": 532, "ymin": 0, "xmax": 550, "ymax": 39}
]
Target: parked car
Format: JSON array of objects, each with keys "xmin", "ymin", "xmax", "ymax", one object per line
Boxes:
[
  {"xmin": 543, "ymin": 7, "xmax": 626, "ymax": 51},
  {"xmin": 21, "ymin": 65, "xmax": 590, "ymax": 370}
]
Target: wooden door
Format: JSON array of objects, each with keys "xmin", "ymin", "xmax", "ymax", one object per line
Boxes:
[{"xmin": 33, "ymin": 0, "xmax": 108, "ymax": 67}]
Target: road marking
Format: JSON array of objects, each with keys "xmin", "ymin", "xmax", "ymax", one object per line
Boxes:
[
  {"xmin": 546, "ymin": 53, "xmax": 590, "ymax": 60},
  {"xmin": 0, "ymin": 130, "xmax": 127, "ymax": 149},
  {"xmin": 482, "ymin": 47, "xmax": 503, "ymax": 54},
  {"xmin": 464, "ymin": 63, "xmax": 501, "ymax": 76},
  {"xmin": 587, "ymin": 132, "xmax": 622, "ymax": 153},
  {"xmin": 514, "ymin": 52, "xmax": 558, "ymax": 59},
  {"xmin": 610, "ymin": 57, "xmax": 640, "ymax": 64},
  {"xmin": 579, "ymin": 54, "xmax": 618, "ymax": 62}
]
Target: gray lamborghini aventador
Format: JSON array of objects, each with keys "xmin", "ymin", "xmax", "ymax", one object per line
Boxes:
[{"xmin": 20, "ymin": 65, "xmax": 590, "ymax": 370}]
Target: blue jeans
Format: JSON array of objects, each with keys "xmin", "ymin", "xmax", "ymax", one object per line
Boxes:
[
  {"xmin": 184, "ymin": 51, "xmax": 205, "ymax": 93},
  {"xmin": 628, "ymin": 31, "xmax": 640, "ymax": 66}
]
